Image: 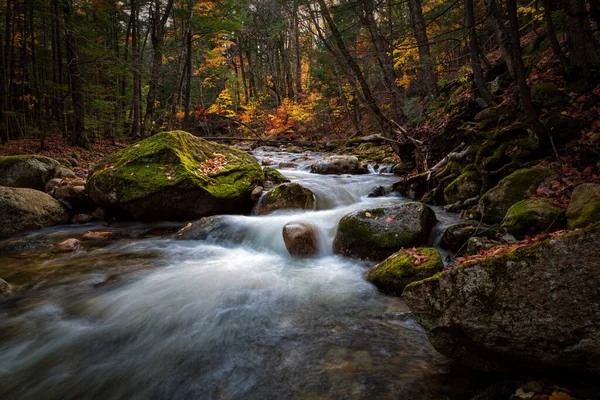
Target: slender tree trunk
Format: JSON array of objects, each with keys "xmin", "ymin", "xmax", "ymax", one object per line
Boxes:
[
  {"xmin": 506, "ymin": 0, "xmax": 549, "ymax": 148},
  {"xmin": 293, "ymin": 1, "xmax": 302, "ymax": 98},
  {"xmin": 486, "ymin": 0, "xmax": 516, "ymax": 78},
  {"xmin": 183, "ymin": 19, "xmax": 193, "ymax": 128},
  {"xmin": 466, "ymin": 0, "xmax": 495, "ymax": 106},
  {"xmin": 0, "ymin": 13, "xmax": 6, "ymax": 143},
  {"xmin": 143, "ymin": 0, "xmax": 175, "ymax": 137},
  {"xmin": 131, "ymin": 0, "xmax": 140, "ymax": 138},
  {"xmin": 542, "ymin": 0, "xmax": 568, "ymax": 74},
  {"xmin": 565, "ymin": 0, "xmax": 596, "ymax": 79},
  {"xmin": 62, "ymin": 0, "xmax": 87, "ymax": 147},
  {"xmin": 407, "ymin": 0, "xmax": 438, "ymax": 98},
  {"xmin": 238, "ymin": 40, "xmax": 249, "ymax": 103}
]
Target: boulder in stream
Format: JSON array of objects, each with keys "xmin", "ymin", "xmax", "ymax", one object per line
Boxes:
[
  {"xmin": 333, "ymin": 202, "xmax": 438, "ymax": 261},
  {"xmin": 256, "ymin": 183, "xmax": 315, "ymax": 215},
  {"xmin": 310, "ymin": 155, "xmax": 368, "ymax": 175},
  {"xmin": 366, "ymin": 248, "xmax": 443, "ymax": 295},
  {"xmin": 0, "ymin": 155, "xmax": 76, "ymax": 191},
  {"xmin": 282, "ymin": 222, "xmax": 319, "ymax": 258},
  {"xmin": 172, "ymin": 215, "xmax": 247, "ymax": 243},
  {"xmin": 479, "ymin": 167, "xmax": 559, "ymax": 224},
  {"xmin": 86, "ymin": 131, "xmax": 264, "ymax": 221},
  {"xmin": 0, "ymin": 186, "xmax": 70, "ymax": 239},
  {"xmin": 402, "ymin": 223, "xmax": 600, "ymax": 373},
  {"xmin": 441, "ymin": 222, "xmax": 497, "ymax": 253}
]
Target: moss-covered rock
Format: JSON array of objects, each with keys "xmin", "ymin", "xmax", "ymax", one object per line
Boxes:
[
  {"xmin": 566, "ymin": 183, "xmax": 600, "ymax": 229},
  {"xmin": 402, "ymin": 223, "xmax": 600, "ymax": 374},
  {"xmin": 466, "ymin": 236, "xmax": 501, "ymax": 255},
  {"xmin": 0, "ymin": 186, "xmax": 70, "ymax": 238},
  {"xmin": 366, "ymin": 248, "xmax": 443, "ymax": 296},
  {"xmin": 333, "ymin": 202, "xmax": 438, "ymax": 261},
  {"xmin": 443, "ymin": 170, "xmax": 481, "ymax": 204},
  {"xmin": 441, "ymin": 222, "xmax": 497, "ymax": 253},
  {"xmin": 256, "ymin": 183, "xmax": 315, "ymax": 215},
  {"xmin": 531, "ymin": 82, "xmax": 563, "ymax": 108},
  {"xmin": 501, "ymin": 197, "xmax": 566, "ymax": 239},
  {"xmin": 263, "ymin": 167, "xmax": 290, "ymax": 184},
  {"xmin": 479, "ymin": 167, "xmax": 559, "ymax": 224},
  {"xmin": 0, "ymin": 155, "xmax": 76, "ymax": 191},
  {"xmin": 86, "ymin": 131, "xmax": 264, "ymax": 221}
]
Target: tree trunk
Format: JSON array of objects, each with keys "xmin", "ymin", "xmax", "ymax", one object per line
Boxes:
[
  {"xmin": 505, "ymin": 0, "xmax": 549, "ymax": 148},
  {"xmin": 62, "ymin": 0, "xmax": 87, "ymax": 147},
  {"xmin": 407, "ymin": 0, "xmax": 438, "ymax": 98},
  {"xmin": 486, "ymin": 0, "xmax": 516, "ymax": 78},
  {"xmin": 542, "ymin": 0, "xmax": 568, "ymax": 74},
  {"xmin": 565, "ymin": 0, "xmax": 596, "ymax": 79},
  {"xmin": 131, "ymin": 0, "xmax": 141, "ymax": 138},
  {"xmin": 466, "ymin": 0, "xmax": 495, "ymax": 106},
  {"xmin": 293, "ymin": 1, "xmax": 302, "ymax": 98}
]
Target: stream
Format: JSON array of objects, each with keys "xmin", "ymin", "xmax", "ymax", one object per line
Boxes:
[{"xmin": 0, "ymin": 150, "xmax": 484, "ymax": 400}]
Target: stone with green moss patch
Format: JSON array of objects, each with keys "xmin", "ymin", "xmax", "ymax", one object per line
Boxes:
[
  {"xmin": 443, "ymin": 170, "xmax": 481, "ymax": 204},
  {"xmin": 479, "ymin": 167, "xmax": 558, "ymax": 224},
  {"xmin": 0, "ymin": 155, "xmax": 76, "ymax": 191},
  {"xmin": 441, "ymin": 221, "xmax": 497, "ymax": 253},
  {"xmin": 366, "ymin": 248, "xmax": 443, "ymax": 296},
  {"xmin": 501, "ymin": 197, "xmax": 566, "ymax": 239},
  {"xmin": 86, "ymin": 130, "xmax": 264, "ymax": 221},
  {"xmin": 263, "ymin": 167, "xmax": 290, "ymax": 184},
  {"xmin": 256, "ymin": 183, "xmax": 315, "ymax": 215},
  {"xmin": 566, "ymin": 183, "xmax": 600, "ymax": 229},
  {"xmin": 333, "ymin": 202, "xmax": 438, "ymax": 261},
  {"xmin": 531, "ymin": 82, "xmax": 562, "ymax": 108}
]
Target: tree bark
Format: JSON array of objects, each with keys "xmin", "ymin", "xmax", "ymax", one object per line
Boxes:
[
  {"xmin": 131, "ymin": 0, "xmax": 141, "ymax": 138},
  {"xmin": 407, "ymin": 0, "xmax": 438, "ymax": 98},
  {"xmin": 486, "ymin": 0, "xmax": 516, "ymax": 78},
  {"xmin": 466, "ymin": 0, "xmax": 495, "ymax": 106},
  {"xmin": 542, "ymin": 0, "xmax": 568, "ymax": 74}
]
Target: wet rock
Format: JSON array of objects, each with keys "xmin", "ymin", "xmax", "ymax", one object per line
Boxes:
[
  {"xmin": 251, "ymin": 186, "xmax": 264, "ymax": 201},
  {"xmin": 263, "ymin": 167, "xmax": 290, "ymax": 184},
  {"xmin": 261, "ymin": 158, "xmax": 275, "ymax": 166},
  {"xmin": 479, "ymin": 167, "xmax": 559, "ymax": 224},
  {"xmin": 86, "ymin": 131, "xmax": 264, "ymax": 221},
  {"xmin": 0, "ymin": 278, "xmax": 11, "ymax": 296},
  {"xmin": 366, "ymin": 248, "xmax": 443, "ymax": 296},
  {"xmin": 52, "ymin": 183, "xmax": 92, "ymax": 214},
  {"xmin": 311, "ymin": 155, "xmax": 368, "ymax": 175},
  {"xmin": 54, "ymin": 238, "xmax": 81, "ymax": 252},
  {"xmin": 253, "ymin": 146, "xmax": 279, "ymax": 152},
  {"xmin": 73, "ymin": 213, "xmax": 93, "ymax": 224},
  {"xmin": 402, "ymin": 223, "xmax": 600, "ymax": 373},
  {"xmin": 0, "ymin": 187, "xmax": 70, "ymax": 239},
  {"xmin": 333, "ymin": 202, "xmax": 438, "ymax": 261},
  {"xmin": 172, "ymin": 215, "xmax": 247, "ymax": 243},
  {"xmin": 45, "ymin": 178, "xmax": 63, "ymax": 193},
  {"xmin": 441, "ymin": 222, "xmax": 497, "ymax": 253},
  {"xmin": 367, "ymin": 186, "xmax": 387, "ymax": 198},
  {"xmin": 82, "ymin": 230, "xmax": 116, "ymax": 242},
  {"xmin": 0, "ymin": 155, "xmax": 76, "ymax": 191},
  {"xmin": 466, "ymin": 236, "xmax": 501, "ymax": 255},
  {"xmin": 256, "ymin": 183, "xmax": 315, "ymax": 215},
  {"xmin": 282, "ymin": 222, "xmax": 319, "ymax": 258},
  {"xmin": 0, "ymin": 234, "xmax": 53, "ymax": 252},
  {"xmin": 443, "ymin": 170, "xmax": 481, "ymax": 204},
  {"xmin": 278, "ymin": 162, "xmax": 297, "ymax": 169},
  {"xmin": 501, "ymin": 197, "xmax": 566, "ymax": 239},
  {"xmin": 566, "ymin": 183, "xmax": 600, "ymax": 229}
]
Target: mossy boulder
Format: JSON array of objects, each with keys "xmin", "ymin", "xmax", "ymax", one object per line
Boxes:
[
  {"xmin": 256, "ymin": 183, "xmax": 315, "ymax": 215},
  {"xmin": 333, "ymin": 202, "xmax": 438, "ymax": 261},
  {"xmin": 86, "ymin": 131, "xmax": 264, "ymax": 221},
  {"xmin": 466, "ymin": 236, "xmax": 501, "ymax": 255},
  {"xmin": 366, "ymin": 248, "xmax": 443, "ymax": 296},
  {"xmin": 443, "ymin": 170, "xmax": 481, "ymax": 204},
  {"xmin": 479, "ymin": 167, "xmax": 559, "ymax": 224},
  {"xmin": 263, "ymin": 167, "xmax": 290, "ymax": 184},
  {"xmin": 531, "ymin": 82, "xmax": 563, "ymax": 108},
  {"xmin": 0, "ymin": 155, "xmax": 76, "ymax": 191},
  {"xmin": 402, "ymin": 224, "xmax": 600, "ymax": 373},
  {"xmin": 566, "ymin": 183, "xmax": 600, "ymax": 229},
  {"xmin": 501, "ymin": 197, "xmax": 566, "ymax": 239},
  {"xmin": 441, "ymin": 222, "xmax": 497, "ymax": 253},
  {"xmin": 310, "ymin": 155, "xmax": 368, "ymax": 175},
  {"xmin": 0, "ymin": 186, "xmax": 70, "ymax": 238}
]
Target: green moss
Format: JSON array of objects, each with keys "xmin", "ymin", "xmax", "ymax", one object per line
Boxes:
[
  {"xmin": 367, "ymin": 248, "xmax": 443, "ymax": 296},
  {"xmin": 567, "ymin": 183, "xmax": 600, "ymax": 229},
  {"xmin": 501, "ymin": 198, "xmax": 566, "ymax": 238},
  {"xmin": 88, "ymin": 130, "xmax": 263, "ymax": 203},
  {"xmin": 0, "ymin": 154, "xmax": 61, "ymax": 168},
  {"xmin": 443, "ymin": 170, "xmax": 481, "ymax": 204},
  {"xmin": 338, "ymin": 215, "xmax": 417, "ymax": 250},
  {"xmin": 263, "ymin": 167, "xmax": 289, "ymax": 184},
  {"xmin": 531, "ymin": 82, "xmax": 562, "ymax": 107}
]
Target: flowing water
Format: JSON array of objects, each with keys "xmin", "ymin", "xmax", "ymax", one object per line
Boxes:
[{"xmin": 0, "ymin": 150, "xmax": 479, "ymax": 400}]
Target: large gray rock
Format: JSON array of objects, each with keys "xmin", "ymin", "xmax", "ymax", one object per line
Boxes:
[
  {"xmin": 256, "ymin": 183, "xmax": 315, "ymax": 215},
  {"xmin": 501, "ymin": 197, "xmax": 566, "ymax": 239},
  {"xmin": 310, "ymin": 155, "xmax": 368, "ymax": 175},
  {"xmin": 282, "ymin": 222, "xmax": 319, "ymax": 258},
  {"xmin": 479, "ymin": 167, "xmax": 559, "ymax": 224},
  {"xmin": 403, "ymin": 224, "xmax": 600, "ymax": 373},
  {"xmin": 333, "ymin": 202, "xmax": 438, "ymax": 261},
  {"xmin": 566, "ymin": 183, "xmax": 600, "ymax": 229},
  {"xmin": 0, "ymin": 186, "xmax": 70, "ymax": 239},
  {"xmin": 86, "ymin": 131, "xmax": 264, "ymax": 221},
  {"xmin": 172, "ymin": 215, "xmax": 247, "ymax": 243},
  {"xmin": 0, "ymin": 155, "xmax": 76, "ymax": 191}
]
